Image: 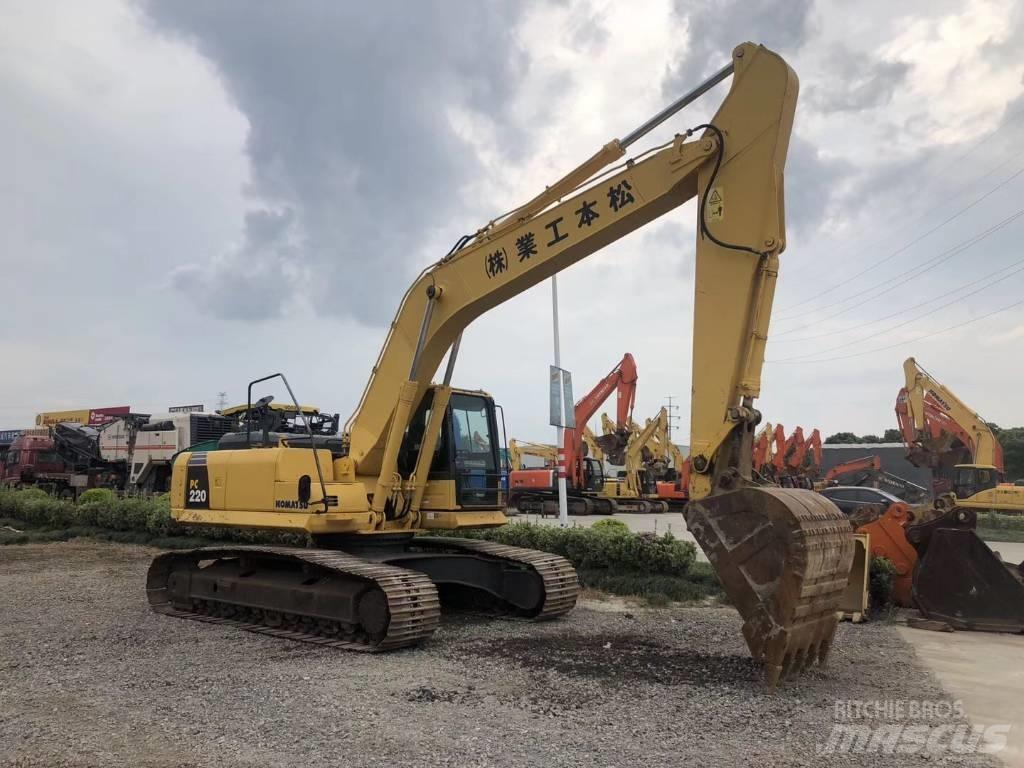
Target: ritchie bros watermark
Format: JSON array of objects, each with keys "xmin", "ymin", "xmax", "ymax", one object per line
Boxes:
[{"xmin": 818, "ymin": 699, "xmax": 1010, "ymax": 756}]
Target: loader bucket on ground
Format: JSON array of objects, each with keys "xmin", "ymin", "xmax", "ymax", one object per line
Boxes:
[
  {"xmin": 907, "ymin": 508, "xmax": 1024, "ymax": 632},
  {"xmin": 855, "ymin": 503, "xmax": 917, "ymax": 607},
  {"xmin": 684, "ymin": 486, "xmax": 854, "ymax": 688},
  {"xmin": 839, "ymin": 533, "xmax": 870, "ymax": 620}
]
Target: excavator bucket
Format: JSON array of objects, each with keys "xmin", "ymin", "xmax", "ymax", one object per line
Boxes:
[
  {"xmin": 595, "ymin": 430, "xmax": 630, "ymax": 466},
  {"xmin": 907, "ymin": 508, "xmax": 1024, "ymax": 632},
  {"xmin": 839, "ymin": 533, "xmax": 870, "ymax": 620},
  {"xmin": 685, "ymin": 486, "xmax": 854, "ymax": 688}
]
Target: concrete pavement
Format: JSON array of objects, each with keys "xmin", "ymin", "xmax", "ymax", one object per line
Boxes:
[{"xmin": 898, "ymin": 626, "xmax": 1024, "ymax": 767}]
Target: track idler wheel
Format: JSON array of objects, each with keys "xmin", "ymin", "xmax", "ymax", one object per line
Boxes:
[{"xmin": 684, "ymin": 486, "xmax": 854, "ymax": 688}]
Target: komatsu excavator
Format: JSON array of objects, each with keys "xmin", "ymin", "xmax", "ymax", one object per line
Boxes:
[
  {"xmin": 600, "ymin": 408, "xmax": 671, "ymax": 513},
  {"xmin": 506, "ymin": 439, "xmax": 558, "ymax": 471},
  {"xmin": 147, "ymin": 42, "xmax": 852, "ymax": 687},
  {"xmin": 901, "ymin": 357, "xmax": 1024, "ymax": 512},
  {"xmin": 896, "ymin": 357, "xmax": 1024, "ymax": 631}
]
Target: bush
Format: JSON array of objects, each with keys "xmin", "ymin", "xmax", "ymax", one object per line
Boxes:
[
  {"xmin": 591, "ymin": 518, "xmax": 630, "ymax": 534},
  {"xmin": 77, "ymin": 488, "xmax": 117, "ymax": 505},
  {"xmin": 869, "ymin": 556, "xmax": 897, "ymax": 610},
  {"xmin": 432, "ymin": 521, "xmax": 696, "ymax": 577}
]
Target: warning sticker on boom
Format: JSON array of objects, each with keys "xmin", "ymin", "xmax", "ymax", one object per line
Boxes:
[{"xmin": 708, "ymin": 187, "xmax": 724, "ymax": 221}]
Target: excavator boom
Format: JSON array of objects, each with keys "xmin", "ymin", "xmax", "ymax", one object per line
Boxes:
[
  {"xmin": 902, "ymin": 357, "xmax": 1004, "ymax": 472},
  {"xmin": 160, "ymin": 42, "xmax": 852, "ymax": 686},
  {"xmin": 570, "ymin": 353, "xmax": 637, "ymax": 481}
]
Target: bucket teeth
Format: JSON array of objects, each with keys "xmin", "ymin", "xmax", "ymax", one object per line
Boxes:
[{"xmin": 685, "ymin": 486, "xmax": 855, "ymax": 689}]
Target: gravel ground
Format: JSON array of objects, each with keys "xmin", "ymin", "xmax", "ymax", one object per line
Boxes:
[{"xmin": 0, "ymin": 541, "xmax": 1000, "ymax": 768}]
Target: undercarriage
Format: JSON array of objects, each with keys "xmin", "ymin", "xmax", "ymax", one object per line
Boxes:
[{"xmin": 147, "ymin": 535, "xmax": 579, "ymax": 650}]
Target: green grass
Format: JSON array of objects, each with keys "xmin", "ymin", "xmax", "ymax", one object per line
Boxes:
[{"xmin": 977, "ymin": 527, "xmax": 1024, "ymax": 543}]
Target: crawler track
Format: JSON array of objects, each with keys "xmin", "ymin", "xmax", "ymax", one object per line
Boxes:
[
  {"xmin": 147, "ymin": 546, "xmax": 441, "ymax": 651},
  {"xmin": 412, "ymin": 537, "xmax": 579, "ymax": 619}
]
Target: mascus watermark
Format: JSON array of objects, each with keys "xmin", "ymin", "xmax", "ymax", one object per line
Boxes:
[{"xmin": 818, "ymin": 699, "xmax": 1010, "ymax": 756}]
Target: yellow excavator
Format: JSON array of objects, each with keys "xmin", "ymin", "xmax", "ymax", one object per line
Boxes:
[
  {"xmin": 896, "ymin": 357, "xmax": 1024, "ymax": 631},
  {"xmin": 506, "ymin": 439, "xmax": 558, "ymax": 471},
  {"xmin": 582, "ymin": 426, "xmax": 604, "ymax": 464},
  {"xmin": 901, "ymin": 357, "xmax": 1024, "ymax": 512},
  {"xmin": 601, "ymin": 408, "xmax": 671, "ymax": 513},
  {"xmin": 147, "ymin": 42, "xmax": 852, "ymax": 687}
]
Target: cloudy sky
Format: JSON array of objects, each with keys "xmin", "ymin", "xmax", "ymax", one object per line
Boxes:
[{"xmin": 3, "ymin": 0, "xmax": 1023, "ymax": 446}]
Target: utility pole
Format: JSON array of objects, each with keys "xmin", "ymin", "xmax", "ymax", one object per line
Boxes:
[
  {"xmin": 552, "ymin": 276, "xmax": 569, "ymax": 528},
  {"xmin": 664, "ymin": 395, "xmax": 681, "ymax": 452}
]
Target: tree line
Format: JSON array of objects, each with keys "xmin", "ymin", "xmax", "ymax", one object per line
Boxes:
[{"xmin": 824, "ymin": 426, "xmax": 1024, "ymax": 481}]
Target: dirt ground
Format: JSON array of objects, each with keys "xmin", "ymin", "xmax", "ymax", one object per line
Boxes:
[{"xmin": 0, "ymin": 540, "xmax": 1001, "ymax": 768}]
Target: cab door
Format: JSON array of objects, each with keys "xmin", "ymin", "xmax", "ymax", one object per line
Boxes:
[{"xmin": 448, "ymin": 393, "xmax": 501, "ymax": 508}]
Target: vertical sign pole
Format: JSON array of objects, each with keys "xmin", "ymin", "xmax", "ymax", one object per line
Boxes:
[{"xmin": 552, "ymin": 276, "xmax": 569, "ymax": 528}]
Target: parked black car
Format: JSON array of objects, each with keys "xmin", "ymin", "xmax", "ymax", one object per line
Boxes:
[{"xmin": 818, "ymin": 485, "xmax": 904, "ymax": 515}]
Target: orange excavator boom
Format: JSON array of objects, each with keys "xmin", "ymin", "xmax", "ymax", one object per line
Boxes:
[{"xmin": 566, "ymin": 353, "xmax": 637, "ymax": 485}]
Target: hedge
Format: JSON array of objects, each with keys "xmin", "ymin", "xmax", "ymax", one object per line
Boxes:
[
  {"xmin": 0, "ymin": 489, "xmax": 303, "ymax": 546},
  {"xmin": 430, "ymin": 521, "xmax": 697, "ymax": 577},
  {"xmin": 977, "ymin": 511, "xmax": 1024, "ymax": 532},
  {"xmin": 0, "ymin": 488, "xmax": 712, "ymax": 603}
]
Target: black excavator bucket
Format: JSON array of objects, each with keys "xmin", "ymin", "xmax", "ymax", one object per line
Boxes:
[
  {"xmin": 685, "ymin": 486, "xmax": 854, "ymax": 688},
  {"xmin": 906, "ymin": 507, "xmax": 1024, "ymax": 632},
  {"xmin": 594, "ymin": 429, "xmax": 631, "ymax": 466}
]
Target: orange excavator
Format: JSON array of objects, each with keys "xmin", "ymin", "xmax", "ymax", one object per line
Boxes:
[
  {"xmin": 896, "ymin": 384, "xmax": 978, "ymax": 496},
  {"xmin": 818, "ymin": 454, "xmax": 929, "ymax": 503},
  {"xmin": 824, "ymin": 455, "xmax": 881, "ymax": 484},
  {"xmin": 508, "ymin": 353, "xmax": 637, "ymax": 515},
  {"xmin": 784, "ymin": 427, "xmax": 821, "ymax": 486},
  {"xmin": 752, "ymin": 421, "xmax": 775, "ymax": 479}
]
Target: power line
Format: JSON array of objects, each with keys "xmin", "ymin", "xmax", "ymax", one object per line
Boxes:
[
  {"xmin": 771, "ymin": 208, "xmax": 1024, "ymax": 337},
  {"xmin": 775, "ymin": 164, "xmax": 1024, "ymax": 318},
  {"xmin": 770, "ymin": 266, "xmax": 1024, "ymax": 362},
  {"xmin": 777, "ymin": 108, "xmax": 1024, "ymax": 310},
  {"xmin": 767, "ymin": 296, "xmax": 1024, "ymax": 365},
  {"xmin": 772, "ymin": 248, "xmax": 1024, "ymax": 344},
  {"xmin": 785, "ymin": 136, "xmax": 1024, "ymax": 279}
]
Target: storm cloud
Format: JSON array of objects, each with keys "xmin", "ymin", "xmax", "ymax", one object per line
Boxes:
[
  {"xmin": 142, "ymin": 0, "xmax": 529, "ymax": 323},
  {"xmin": 662, "ymin": 0, "xmax": 814, "ymax": 96},
  {"xmin": 804, "ymin": 46, "xmax": 910, "ymax": 114}
]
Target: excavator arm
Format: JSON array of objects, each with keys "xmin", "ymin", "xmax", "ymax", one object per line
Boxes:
[
  {"xmin": 345, "ymin": 42, "xmax": 793, "ymax": 499},
  {"xmin": 624, "ymin": 408, "xmax": 667, "ymax": 496},
  {"xmin": 753, "ymin": 421, "xmax": 774, "ymax": 474},
  {"xmin": 824, "ymin": 455, "xmax": 881, "ymax": 483},
  {"xmin": 902, "ymin": 358, "xmax": 1003, "ymax": 473},
  {"xmin": 582, "ymin": 427, "xmax": 604, "ymax": 463},
  {"xmin": 341, "ymin": 42, "xmax": 850, "ymax": 685},
  {"xmin": 569, "ymin": 353, "xmax": 637, "ymax": 481},
  {"xmin": 507, "ymin": 439, "xmax": 557, "ymax": 471}
]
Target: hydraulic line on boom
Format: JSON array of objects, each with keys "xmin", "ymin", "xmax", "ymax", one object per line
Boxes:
[{"xmin": 148, "ymin": 42, "xmax": 852, "ymax": 688}]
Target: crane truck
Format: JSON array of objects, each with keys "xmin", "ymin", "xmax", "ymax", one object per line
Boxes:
[{"xmin": 146, "ymin": 43, "xmax": 853, "ymax": 688}]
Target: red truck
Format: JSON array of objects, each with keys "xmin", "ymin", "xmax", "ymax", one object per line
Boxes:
[{"xmin": 1, "ymin": 428, "xmax": 121, "ymax": 497}]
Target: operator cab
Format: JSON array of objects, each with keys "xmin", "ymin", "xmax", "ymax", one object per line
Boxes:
[
  {"xmin": 952, "ymin": 464, "xmax": 1000, "ymax": 499},
  {"xmin": 399, "ymin": 387, "xmax": 502, "ymax": 508},
  {"xmin": 582, "ymin": 457, "xmax": 604, "ymax": 492}
]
